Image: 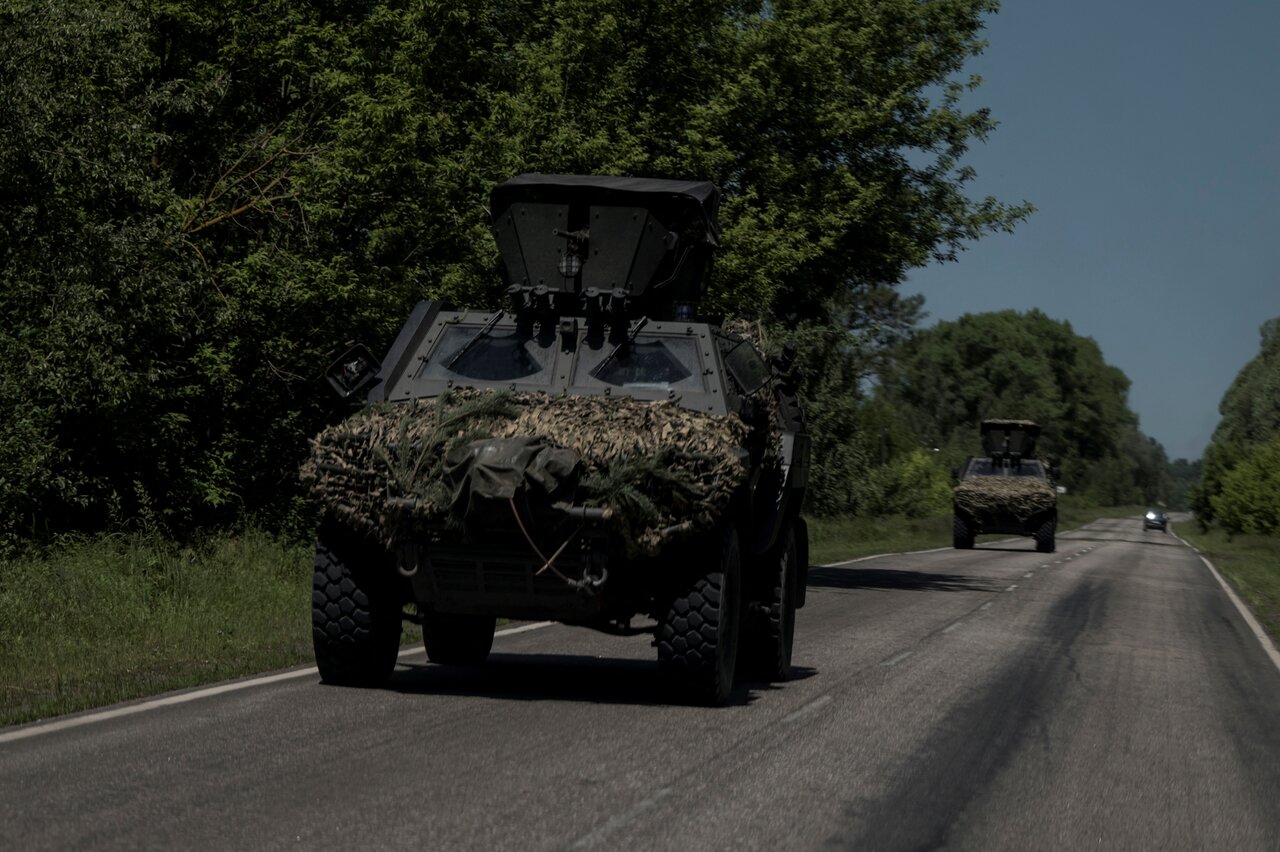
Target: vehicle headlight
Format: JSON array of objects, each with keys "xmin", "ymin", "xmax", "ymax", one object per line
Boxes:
[{"xmin": 1145, "ymin": 512, "xmax": 1156, "ymax": 520}]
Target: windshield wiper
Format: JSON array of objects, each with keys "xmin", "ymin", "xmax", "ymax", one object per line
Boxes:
[
  {"xmin": 591, "ymin": 316, "xmax": 649, "ymax": 379},
  {"xmin": 446, "ymin": 311, "xmax": 506, "ymax": 370}
]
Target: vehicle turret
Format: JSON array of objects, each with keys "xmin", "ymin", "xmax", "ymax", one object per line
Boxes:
[{"xmin": 489, "ymin": 174, "xmax": 720, "ymax": 325}]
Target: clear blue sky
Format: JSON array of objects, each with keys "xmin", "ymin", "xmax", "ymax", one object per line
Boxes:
[{"xmin": 903, "ymin": 1, "xmax": 1280, "ymax": 462}]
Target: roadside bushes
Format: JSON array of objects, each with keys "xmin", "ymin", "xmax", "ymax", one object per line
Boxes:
[
  {"xmin": 1210, "ymin": 437, "xmax": 1280, "ymax": 535},
  {"xmin": 853, "ymin": 449, "xmax": 952, "ymax": 518}
]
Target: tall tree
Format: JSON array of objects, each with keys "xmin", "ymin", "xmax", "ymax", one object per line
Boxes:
[
  {"xmin": 0, "ymin": 0, "xmax": 1028, "ymax": 542},
  {"xmin": 0, "ymin": 0, "xmax": 203, "ymax": 543}
]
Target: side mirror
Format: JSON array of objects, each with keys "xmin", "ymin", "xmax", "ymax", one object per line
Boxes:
[{"xmin": 325, "ymin": 344, "xmax": 380, "ymax": 400}]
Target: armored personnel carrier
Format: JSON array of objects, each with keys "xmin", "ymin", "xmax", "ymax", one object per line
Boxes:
[
  {"xmin": 302, "ymin": 174, "xmax": 810, "ymax": 704},
  {"xmin": 952, "ymin": 419, "xmax": 1056, "ymax": 553}
]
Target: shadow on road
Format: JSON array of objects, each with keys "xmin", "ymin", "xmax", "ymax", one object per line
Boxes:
[
  {"xmin": 385, "ymin": 653, "xmax": 816, "ymax": 708},
  {"xmin": 807, "ymin": 565, "xmax": 1000, "ymax": 593}
]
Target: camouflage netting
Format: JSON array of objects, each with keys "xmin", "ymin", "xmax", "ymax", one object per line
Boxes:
[
  {"xmin": 953, "ymin": 477, "xmax": 1056, "ymax": 523},
  {"xmin": 300, "ymin": 388, "xmax": 757, "ymax": 556}
]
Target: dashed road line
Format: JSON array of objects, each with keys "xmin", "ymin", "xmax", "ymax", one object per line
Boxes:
[
  {"xmin": 570, "ymin": 787, "xmax": 674, "ymax": 849},
  {"xmin": 979, "ymin": 601, "xmax": 993, "ymax": 611},
  {"xmin": 1005, "ymin": 584, "xmax": 1018, "ymax": 592},
  {"xmin": 941, "ymin": 621, "xmax": 962, "ymax": 634},
  {"xmin": 880, "ymin": 651, "xmax": 913, "ymax": 667},
  {"xmin": 1023, "ymin": 572, "xmax": 1034, "ymax": 578},
  {"xmin": 783, "ymin": 694, "xmax": 833, "ymax": 724}
]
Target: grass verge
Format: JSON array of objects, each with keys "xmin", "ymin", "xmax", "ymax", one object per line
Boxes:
[
  {"xmin": 807, "ymin": 514, "xmax": 952, "ymax": 565},
  {"xmin": 1175, "ymin": 525, "xmax": 1280, "ymax": 644},
  {"xmin": 0, "ymin": 531, "xmax": 315, "ymax": 728}
]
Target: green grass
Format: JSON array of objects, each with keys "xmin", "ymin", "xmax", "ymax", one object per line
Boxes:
[
  {"xmin": 807, "ymin": 500, "xmax": 1148, "ymax": 566},
  {"xmin": 1175, "ymin": 525, "xmax": 1280, "ymax": 644},
  {"xmin": 807, "ymin": 514, "xmax": 953, "ymax": 565},
  {"xmin": 0, "ymin": 531, "xmax": 316, "ymax": 728}
]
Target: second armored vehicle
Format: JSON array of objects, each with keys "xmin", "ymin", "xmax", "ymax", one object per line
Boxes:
[
  {"xmin": 952, "ymin": 419, "xmax": 1057, "ymax": 553},
  {"xmin": 303, "ymin": 174, "xmax": 810, "ymax": 704}
]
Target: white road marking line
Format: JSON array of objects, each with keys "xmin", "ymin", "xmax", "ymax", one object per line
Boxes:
[
  {"xmin": 979, "ymin": 601, "xmax": 993, "ymax": 611},
  {"xmin": 1023, "ymin": 572, "xmax": 1034, "ymax": 578},
  {"xmin": 941, "ymin": 621, "xmax": 962, "ymax": 634},
  {"xmin": 569, "ymin": 787, "xmax": 674, "ymax": 849},
  {"xmin": 782, "ymin": 694, "xmax": 833, "ymax": 724},
  {"xmin": 1170, "ymin": 531, "xmax": 1280, "ymax": 674},
  {"xmin": 881, "ymin": 651, "xmax": 913, "ymax": 667},
  {"xmin": 0, "ymin": 621, "xmax": 556, "ymax": 745},
  {"xmin": 492, "ymin": 620, "xmax": 555, "ymax": 638},
  {"xmin": 826, "ymin": 546, "xmax": 952, "ymax": 566},
  {"xmin": 1005, "ymin": 584, "xmax": 1018, "ymax": 592}
]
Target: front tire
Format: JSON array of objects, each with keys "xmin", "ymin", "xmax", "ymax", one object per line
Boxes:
[
  {"xmin": 953, "ymin": 514, "xmax": 975, "ymax": 549},
  {"xmin": 423, "ymin": 613, "xmax": 496, "ymax": 665},
  {"xmin": 657, "ymin": 525, "xmax": 743, "ymax": 705},
  {"xmin": 312, "ymin": 527, "xmax": 403, "ymax": 687},
  {"xmin": 741, "ymin": 525, "xmax": 798, "ymax": 682},
  {"xmin": 1035, "ymin": 516, "xmax": 1057, "ymax": 553}
]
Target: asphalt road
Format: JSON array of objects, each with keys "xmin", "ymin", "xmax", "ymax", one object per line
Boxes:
[{"xmin": 4, "ymin": 517, "xmax": 1279, "ymax": 851}]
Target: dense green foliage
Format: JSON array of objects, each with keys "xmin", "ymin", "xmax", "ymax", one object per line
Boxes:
[
  {"xmin": 1193, "ymin": 318, "xmax": 1280, "ymax": 533},
  {"xmin": 0, "ymin": 0, "xmax": 1028, "ymax": 546},
  {"xmin": 880, "ymin": 309, "xmax": 1173, "ymax": 506},
  {"xmin": 1210, "ymin": 437, "xmax": 1280, "ymax": 534}
]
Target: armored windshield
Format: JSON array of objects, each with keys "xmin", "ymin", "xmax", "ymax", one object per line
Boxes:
[
  {"xmin": 966, "ymin": 459, "xmax": 1047, "ymax": 479},
  {"xmin": 421, "ymin": 326, "xmax": 553, "ymax": 383},
  {"xmin": 595, "ymin": 339, "xmax": 695, "ymax": 387},
  {"xmin": 574, "ymin": 335, "xmax": 707, "ymax": 393}
]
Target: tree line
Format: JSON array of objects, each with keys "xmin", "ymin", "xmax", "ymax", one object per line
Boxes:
[
  {"xmin": 798, "ymin": 308, "xmax": 1179, "ymax": 518},
  {"xmin": 2, "ymin": 1, "xmax": 1173, "ymax": 552},
  {"xmin": 1190, "ymin": 318, "xmax": 1280, "ymax": 535}
]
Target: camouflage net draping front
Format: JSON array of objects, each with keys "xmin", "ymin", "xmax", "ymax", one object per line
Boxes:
[
  {"xmin": 953, "ymin": 477, "xmax": 1056, "ymax": 523},
  {"xmin": 300, "ymin": 389, "xmax": 752, "ymax": 556}
]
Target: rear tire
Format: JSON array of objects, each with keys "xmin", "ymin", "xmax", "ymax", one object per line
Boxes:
[
  {"xmin": 312, "ymin": 527, "xmax": 403, "ymax": 687},
  {"xmin": 423, "ymin": 613, "xmax": 496, "ymax": 665},
  {"xmin": 742, "ymin": 525, "xmax": 798, "ymax": 682},
  {"xmin": 953, "ymin": 514, "xmax": 975, "ymax": 549},
  {"xmin": 657, "ymin": 525, "xmax": 742, "ymax": 705},
  {"xmin": 1035, "ymin": 516, "xmax": 1057, "ymax": 553},
  {"xmin": 794, "ymin": 516, "xmax": 810, "ymax": 609}
]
